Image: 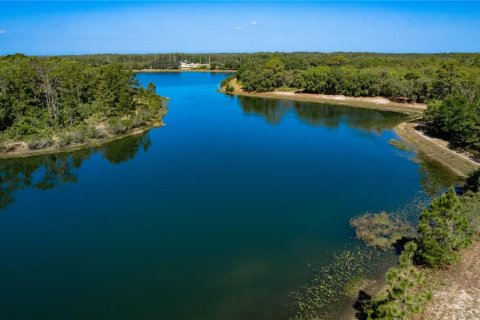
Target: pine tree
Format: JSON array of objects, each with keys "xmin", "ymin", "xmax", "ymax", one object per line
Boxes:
[
  {"xmin": 416, "ymin": 187, "xmax": 474, "ymax": 269},
  {"xmin": 366, "ymin": 242, "xmax": 431, "ymax": 320}
]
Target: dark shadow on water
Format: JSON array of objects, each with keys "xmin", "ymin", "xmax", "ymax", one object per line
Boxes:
[
  {"xmin": 353, "ymin": 290, "xmax": 372, "ymax": 320},
  {"xmin": 393, "ymin": 236, "xmax": 416, "ymax": 255},
  {"xmin": 0, "ymin": 132, "xmax": 151, "ymax": 211}
]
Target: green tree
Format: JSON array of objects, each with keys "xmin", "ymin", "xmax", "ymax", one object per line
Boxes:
[
  {"xmin": 416, "ymin": 188, "xmax": 474, "ymax": 269},
  {"xmin": 366, "ymin": 242, "xmax": 431, "ymax": 320}
]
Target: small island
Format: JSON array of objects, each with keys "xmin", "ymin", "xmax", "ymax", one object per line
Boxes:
[{"xmin": 0, "ymin": 54, "xmax": 167, "ymax": 158}]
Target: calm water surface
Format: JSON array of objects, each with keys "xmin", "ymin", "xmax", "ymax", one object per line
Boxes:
[{"xmin": 0, "ymin": 72, "xmax": 455, "ymax": 320}]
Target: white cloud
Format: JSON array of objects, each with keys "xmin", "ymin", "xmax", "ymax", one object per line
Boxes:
[
  {"xmin": 233, "ymin": 26, "xmax": 242, "ymax": 31},
  {"xmin": 251, "ymin": 21, "xmax": 257, "ymax": 25},
  {"xmin": 0, "ymin": 29, "xmax": 7, "ymax": 34}
]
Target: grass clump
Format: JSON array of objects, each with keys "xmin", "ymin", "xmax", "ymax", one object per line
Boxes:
[
  {"xmin": 350, "ymin": 212, "xmax": 416, "ymax": 250},
  {"xmin": 107, "ymin": 118, "xmax": 128, "ymax": 134},
  {"xmin": 388, "ymin": 138, "xmax": 412, "ymax": 151},
  {"xmin": 26, "ymin": 138, "xmax": 53, "ymax": 150},
  {"xmin": 343, "ymin": 276, "xmax": 374, "ymax": 299}
]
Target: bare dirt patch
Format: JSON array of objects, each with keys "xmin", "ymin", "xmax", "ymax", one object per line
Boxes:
[{"xmin": 417, "ymin": 241, "xmax": 480, "ymax": 320}]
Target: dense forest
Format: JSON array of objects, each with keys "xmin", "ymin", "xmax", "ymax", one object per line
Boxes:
[
  {"xmin": 66, "ymin": 53, "xmax": 248, "ymax": 70},
  {"xmin": 233, "ymin": 52, "xmax": 480, "ymax": 156},
  {"xmin": 0, "ymin": 54, "xmax": 165, "ymax": 153}
]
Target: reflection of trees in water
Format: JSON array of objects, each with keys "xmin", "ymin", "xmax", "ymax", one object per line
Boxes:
[
  {"xmin": 102, "ymin": 133, "xmax": 151, "ymax": 164},
  {"xmin": 238, "ymin": 96, "xmax": 291, "ymax": 124},
  {"xmin": 416, "ymin": 153, "xmax": 458, "ymax": 197},
  {"xmin": 237, "ymin": 96, "xmax": 406, "ymax": 131},
  {"xmin": 0, "ymin": 132, "xmax": 151, "ymax": 211}
]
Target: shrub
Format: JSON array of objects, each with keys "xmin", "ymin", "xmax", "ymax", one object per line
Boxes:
[
  {"xmin": 457, "ymin": 192, "xmax": 480, "ymax": 231},
  {"xmin": 57, "ymin": 133, "xmax": 74, "ymax": 147},
  {"xmin": 415, "ymin": 188, "xmax": 475, "ymax": 269},
  {"xmin": 225, "ymin": 83, "xmax": 234, "ymax": 93},
  {"xmin": 84, "ymin": 126, "xmax": 100, "ymax": 139},
  {"xmin": 26, "ymin": 138, "xmax": 53, "ymax": 150},
  {"xmin": 350, "ymin": 212, "xmax": 416, "ymax": 250},
  {"xmin": 70, "ymin": 130, "xmax": 86, "ymax": 144},
  {"xmin": 463, "ymin": 168, "xmax": 480, "ymax": 193},
  {"xmin": 107, "ymin": 118, "xmax": 128, "ymax": 134}
]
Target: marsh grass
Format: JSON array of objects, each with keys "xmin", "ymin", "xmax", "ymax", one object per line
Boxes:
[
  {"xmin": 288, "ymin": 247, "xmax": 394, "ymax": 320},
  {"xmin": 350, "ymin": 212, "xmax": 416, "ymax": 250},
  {"xmin": 388, "ymin": 138, "xmax": 412, "ymax": 151}
]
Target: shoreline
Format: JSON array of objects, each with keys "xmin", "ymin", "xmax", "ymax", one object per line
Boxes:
[
  {"xmin": 133, "ymin": 69, "xmax": 236, "ymax": 73},
  {"xmin": 395, "ymin": 121, "xmax": 479, "ymax": 178},
  {"xmin": 223, "ymin": 78, "xmax": 479, "ymax": 177},
  {"xmin": 224, "ymin": 78, "xmax": 426, "ymax": 115},
  {"xmin": 0, "ymin": 120, "xmax": 164, "ymax": 160}
]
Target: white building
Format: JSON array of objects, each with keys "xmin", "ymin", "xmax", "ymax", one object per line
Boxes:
[{"xmin": 180, "ymin": 60, "xmax": 210, "ymax": 69}]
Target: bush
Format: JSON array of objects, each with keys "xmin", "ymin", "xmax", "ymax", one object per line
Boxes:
[
  {"xmin": 70, "ymin": 130, "xmax": 86, "ymax": 144},
  {"xmin": 26, "ymin": 138, "xmax": 53, "ymax": 150},
  {"xmin": 84, "ymin": 126, "xmax": 100, "ymax": 139},
  {"xmin": 57, "ymin": 133, "xmax": 73, "ymax": 148},
  {"xmin": 107, "ymin": 118, "xmax": 128, "ymax": 134},
  {"xmin": 463, "ymin": 168, "xmax": 480, "ymax": 193},
  {"xmin": 225, "ymin": 83, "xmax": 234, "ymax": 93},
  {"xmin": 350, "ymin": 212, "xmax": 416, "ymax": 250},
  {"xmin": 415, "ymin": 188, "xmax": 475, "ymax": 269}
]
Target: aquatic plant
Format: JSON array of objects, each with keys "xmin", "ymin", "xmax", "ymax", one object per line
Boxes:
[
  {"xmin": 350, "ymin": 212, "xmax": 416, "ymax": 250},
  {"xmin": 388, "ymin": 138, "xmax": 411, "ymax": 151},
  {"xmin": 288, "ymin": 247, "xmax": 393, "ymax": 320}
]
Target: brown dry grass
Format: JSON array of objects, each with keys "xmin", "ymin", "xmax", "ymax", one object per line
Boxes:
[{"xmin": 416, "ymin": 240, "xmax": 480, "ymax": 320}]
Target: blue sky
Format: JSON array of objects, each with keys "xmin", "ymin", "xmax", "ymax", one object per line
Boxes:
[{"xmin": 1, "ymin": 1, "xmax": 480, "ymax": 55}]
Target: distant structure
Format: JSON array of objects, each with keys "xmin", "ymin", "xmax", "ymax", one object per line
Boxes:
[{"xmin": 180, "ymin": 59, "xmax": 210, "ymax": 69}]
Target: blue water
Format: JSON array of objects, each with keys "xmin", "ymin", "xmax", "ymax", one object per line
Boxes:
[{"xmin": 0, "ymin": 72, "xmax": 454, "ymax": 320}]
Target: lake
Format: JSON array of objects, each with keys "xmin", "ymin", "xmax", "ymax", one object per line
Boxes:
[{"xmin": 0, "ymin": 72, "xmax": 456, "ymax": 320}]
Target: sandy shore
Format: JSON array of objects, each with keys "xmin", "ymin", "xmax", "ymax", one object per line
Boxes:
[
  {"xmin": 415, "ymin": 240, "xmax": 480, "ymax": 320},
  {"xmin": 224, "ymin": 78, "xmax": 479, "ymax": 177},
  {"xmin": 226, "ymin": 78, "xmax": 426, "ymax": 114},
  {"xmin": 395, "ymin": 122, "xmax": 479, "ymax": 177}
]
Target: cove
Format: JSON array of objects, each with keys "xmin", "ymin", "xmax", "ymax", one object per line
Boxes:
[{"xmin": 0, "ymin": 72, "xmax": 456, "ymax": 320}]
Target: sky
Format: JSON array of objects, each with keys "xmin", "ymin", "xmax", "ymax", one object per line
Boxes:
[{"xmin": 0, "ymin": 1, "xmax": 480, "ymax": 55}]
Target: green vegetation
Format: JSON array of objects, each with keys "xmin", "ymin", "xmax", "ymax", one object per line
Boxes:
[
  {"xmin": 289, "ymin": 247, "xmax": 392, "ymax": 320},
  {"xmin": 363, "ymin": 177, "xmax": 480, "ymax": 320},
  {"xmin": 350, "ymin": 212, "xmax": 416, "ymax": 250},
  {"xmin": 464, "ymin": 168, "xmax": 480, "ymax": 193},
  {"xmin": 366, "ymin": 242, "xmax": 432, "ymax": 320},
  {"xmin": 423, "ymin": 94, "xmax": 480, "ymax": 155},
  {"xmin": 416, "ymin": 188, "xmax": 475, "ymax": 269},
  {"xmin": 344, "ymin": 276, "xmax": 374, "ymax": 299},
  {"xmin": 66, "ymin": 53, "xmax": 246, "ymax": 70},
  {"xmin": 387, "ymin": 139, "xmax": 411, "ymax": 151},
  {"xmin": 234, "ymin": 52, "xmax": 480, "ymax": 156},
  {"xmin": 0, "ymin": 54, "xmax": 165, "ymax": 154}
]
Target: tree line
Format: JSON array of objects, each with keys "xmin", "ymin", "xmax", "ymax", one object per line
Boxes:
[
  {"xmin": 234, "ymin": 53, "xmax": 480, "ymax": 156},
  {"xmin": 65, "ymin": 53, "xmax": 248, "ymax": 70},
  {"xmin": 0, "ymin": 54, "xmax": 165, "ymax": 152}
]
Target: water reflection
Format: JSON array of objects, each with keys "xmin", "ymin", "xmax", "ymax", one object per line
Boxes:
[
  {"xmin": 237, "ymin": 96, "xmax": 407, "ymax": 131},
  {"xmin": 0, "ymin": 133, "xmax": 151, "ymax": 211},
  {"xmin": 416, "ymin": 154, "xmax": 459, "ymax": 196}
]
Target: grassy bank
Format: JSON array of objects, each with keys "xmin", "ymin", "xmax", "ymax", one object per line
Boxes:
[
  {"xmin": 395, "ymin": 121, "xmax": 479, "ymax": 178},
  {"xmin": 0, "ymin": 115, "xmax": 165, "ymax": 159}
]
